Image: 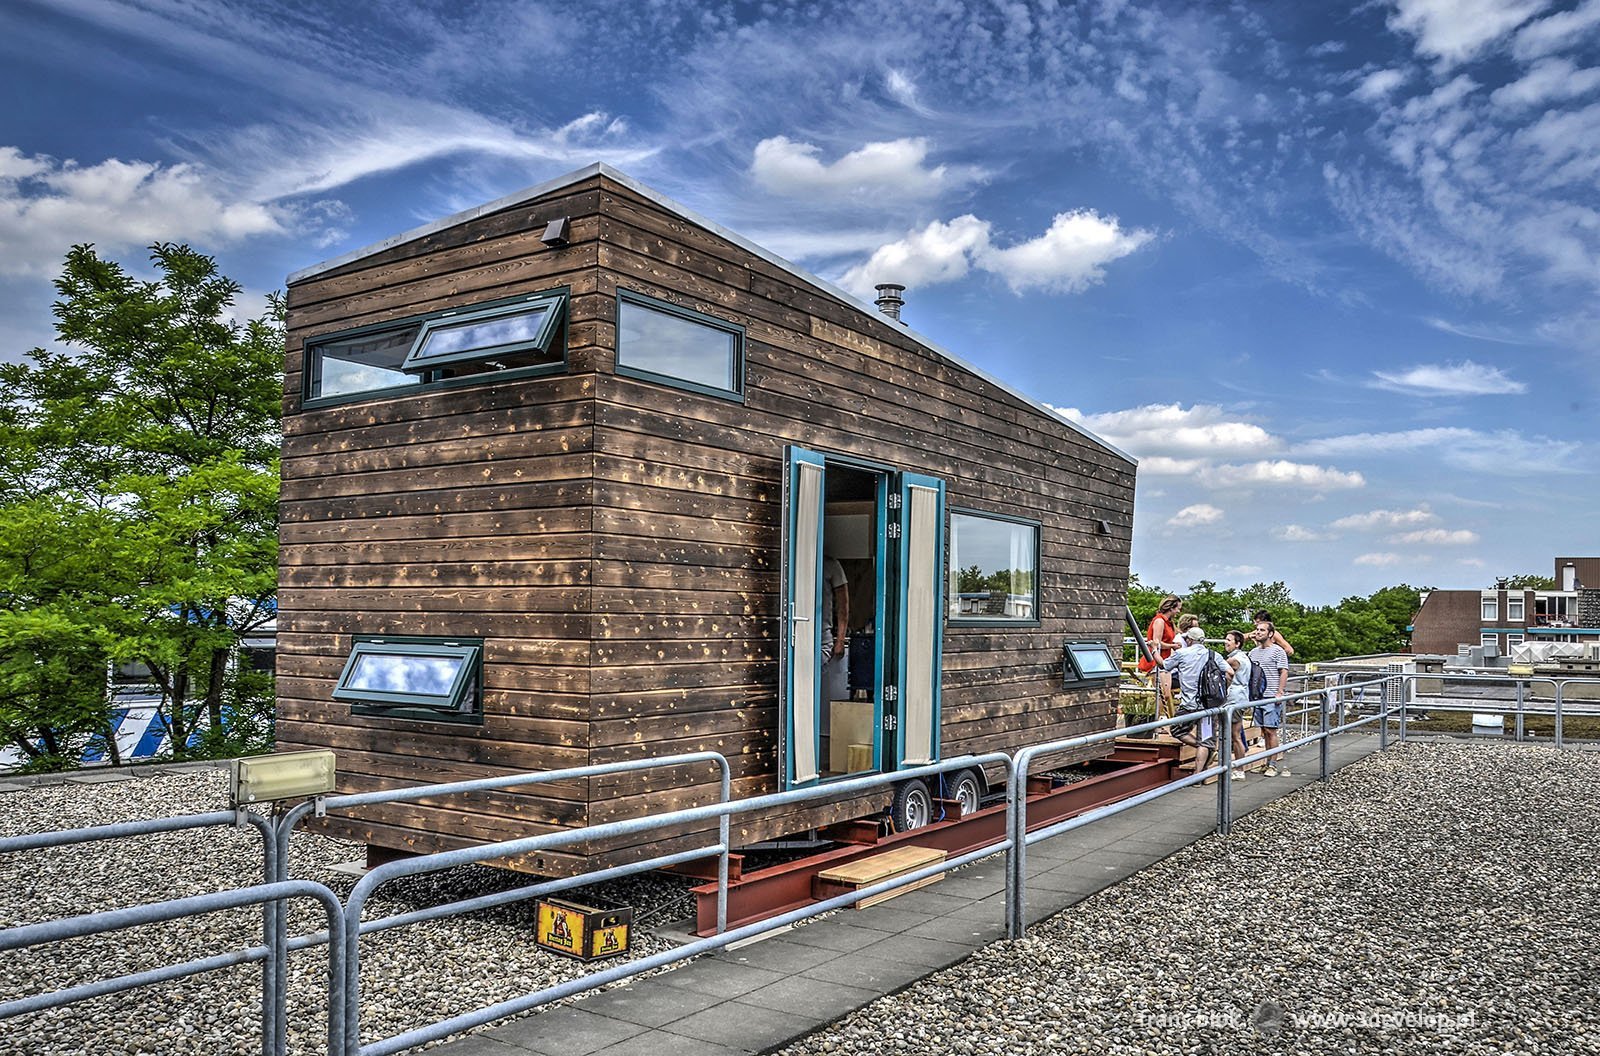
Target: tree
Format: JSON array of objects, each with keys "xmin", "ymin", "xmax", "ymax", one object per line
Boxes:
[
  {"xmin": 0, "ymin": 243, "xmax": 282, "ymax": 767},
  {"xmin": 1500, "ymin": 574, "xmax": 1556, "ymax": 590}
]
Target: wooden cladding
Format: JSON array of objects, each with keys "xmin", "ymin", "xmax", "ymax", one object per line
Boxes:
[{"xmin": 278, "ymin": 171, "xmax": 1135, "ymax": 877}]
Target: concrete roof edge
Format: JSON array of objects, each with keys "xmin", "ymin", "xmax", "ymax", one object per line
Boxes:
[{"xmin": 284, "ymin": 162, "xmax": 1137, "ymax": 468}]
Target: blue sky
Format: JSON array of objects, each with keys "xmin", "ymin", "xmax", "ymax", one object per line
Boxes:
[{"xmin": 3, "ymin": 0, "xmax": 1596, "ymax": 604}]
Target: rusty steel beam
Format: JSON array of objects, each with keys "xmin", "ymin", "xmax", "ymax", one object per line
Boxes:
[{"xmin": 690, "ymin": 755, "xmax": 1177, "ymax": 935}]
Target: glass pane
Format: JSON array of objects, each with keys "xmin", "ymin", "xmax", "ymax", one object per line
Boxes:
[
  {"xmin": 1069, "ymin": 643, "xmax": 1118, "ymax": 677},
  {"xmin": 948, "ymin": 513, "xmax": 1037, "ymax": 621},
  {"xmin": 618, "ymin": 299, "xmax": 738, "ymax": 392},
  {"xmin": 902, "ymin": 485, "xmax": 939, "ymax": 766},
  {"xmin": 413, "ymin": 305, "xmax": 555, "ymax": 363},
  {"xmin": 313, "ymin": 327, "xmax": 420, "ymax": 398},
  {"xmin": 790, "ymin": 461, "xmax": 822, "ymax": 784},
  {"xmin": 347, "ymin": 652, "xmax": 464, "ymax": 697}
]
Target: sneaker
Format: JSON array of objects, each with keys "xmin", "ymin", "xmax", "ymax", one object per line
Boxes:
[
  {"xmin": 1263, "ymin": 766, "xmax": 1278, "ymax": 777},
  {"xmin": 1277, "ymin": 767, "xmax": 1291, "ymax": 777},
  {"xmin": 1230, "ymin": 771, "xmax": 1246, "ymax": 781}
]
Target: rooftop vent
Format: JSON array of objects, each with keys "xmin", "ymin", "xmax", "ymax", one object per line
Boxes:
[{"xmin": 874, "ymin": 283, "xmax": 906, "ymax": 321}]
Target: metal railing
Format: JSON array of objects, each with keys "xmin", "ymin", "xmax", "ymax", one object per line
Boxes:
[
  {"xmin": 11, "ymin": 667, "xmax": 1595, "ymax": 1055},
  {"xmin": 0, "ymin": 808, "xmax": 311, "ymax": 1055},
  {"xmin": 337, "ymin": 752, "xmax": 1013, "ymax": 1056}
]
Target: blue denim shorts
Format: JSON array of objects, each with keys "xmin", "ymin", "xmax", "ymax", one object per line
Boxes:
[{"xmin": 1252, "ymin": 702, "xmax": 1284, "ymax": 729}]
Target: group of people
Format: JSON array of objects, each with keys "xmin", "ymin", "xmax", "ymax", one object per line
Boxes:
[{"xmin": 1135, "ymin": 595, "xmax": 1293, "ymax": 780}]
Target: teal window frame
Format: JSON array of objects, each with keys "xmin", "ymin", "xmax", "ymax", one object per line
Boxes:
[
  {"xmin": 615, "ymin": 289, "xmax": 745, "ymax": 402},
  {"xmin": 946, "ymin": 508, "xmax": 1042, "ymax": 628},
  {"xmin": 1063, "ymin": 640, "xmax": 1119, "ymax": 684},
  {"xmin": 302, "ymin": 289, "xmax": 568, "ymax": 407},
  {"xmin": 333, "ymin": 636, "xmax": 484, "ymax": 725},
  {"xmin": 400, "ymin": 293, "xmax": 566, "ymax": 373}
]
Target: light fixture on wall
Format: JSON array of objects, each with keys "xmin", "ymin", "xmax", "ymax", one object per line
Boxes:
[
  {"xmin": 231, "ymin": 750, "xmax": 337, "ymax": 808},
  {"xmin": 540, "ymin": 216, "xmax": 571, "ymax": 247}
]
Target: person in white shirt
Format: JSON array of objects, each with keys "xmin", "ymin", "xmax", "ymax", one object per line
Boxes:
[
  {"xmin": 1163, "ymin": 626, "xmax": 1219, "ymax": 777},
  {"xmin": 1221, "ymin": 630, "xmax": 1253, "ymax": 781}
]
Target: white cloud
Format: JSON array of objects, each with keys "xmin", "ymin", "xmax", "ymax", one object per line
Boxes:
[
  {"xmin": 1052, "ymin": 403, "xmax": 1280, "ymax": 459},
  {"xmin": 1205, "ymin": 461, "xmax": 1365, "ymax": 489},
  {"xmin": 1369, "ymin": 360, "xmax": 1528, "ymax": 396},
  {"xmin": 1332, "ymin": 507, "xmax": 1438, "ymax": 531},
  {"xmin": 1491, "ymin": 58, "xmax": 1600, "ymax": 110},
  {"xmin": 837, "ymin": 216, "xmax": 990, "ymax": 297},
  {"xmin": 1387, "ymin": 0, "xmax": 1548, "ymax": 66},
  {"xmin": 751, "ymin": 136, "xmax": 981, "ymax": 200},
  {"xmin": 1220, "ymin": 564, "xmax": 1264, "ymax": 577},
  {"xmin": 1276, "ymin": 524, "xmax": 1331, "ymax": 542},
  {"xmin": 1299, "ymin": 428, "xmax": 1582, "ymax": 474},
  {"xmin": 979, "ymin": 210, "xmax": 1155, "ymax": 294},
  {"xmin": 1354, "ymin": 552, "xmax": 1404, "ymax": 567},
  {"xmin": 0, "ymin": 148, "xmax": 285, "ymax": 277},
  {"xmin": 1459, "ymin": 557, "xmax": 1488, "ymax": 568},
  {"xmin": 1513, "ymin": 0, "xmax": 1600, "ymax": 60},
  {"xmin": 839, "ymin": 208, "xmax": 1153, "ymax": 298},
  {"xmin": 1176, "ymin": 503, "xmax": 1224, "ymax": 525},
  {"xmin": 1392, "ymin": 528, "xmax": 1480, "ymax": 545},
  {"xmin": 1353, "ymin": 69, "xmax": 1409, "ymax": 103}
]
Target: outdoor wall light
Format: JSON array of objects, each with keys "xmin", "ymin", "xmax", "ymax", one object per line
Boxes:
[
  {"xmin": 231, "ymin": 749, "xmax": 337, "ymax": 808},
  {"xmin": 540, "ymin": 216, "xmax": 571, "ymax": 246}
]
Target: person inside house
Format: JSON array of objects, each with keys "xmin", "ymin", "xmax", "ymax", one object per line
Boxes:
[{"xmin": 821, "ymin": 553, "xmax": 850, "ymax": 703}]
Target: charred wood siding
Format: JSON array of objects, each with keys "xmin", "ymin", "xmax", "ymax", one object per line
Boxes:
[
  {"xmin": 585, "ymin": 181, "xmax": 1134, "ymax": 861},
  {"xmin": 275, "ymin": 172, "xmax": 1135, "ymax": 875},
  {"xmin": 277, "ymin": 179, "xmax": 610, "ymax": 869}
]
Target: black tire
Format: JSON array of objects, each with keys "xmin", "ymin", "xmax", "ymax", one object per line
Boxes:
[
  {"xmin": 890, "ymin": 777, "xmax": 934, "ymax": 831},
  {"xmin": 947, "ymin": 768, "xmax": 984, "ymax": 817}
]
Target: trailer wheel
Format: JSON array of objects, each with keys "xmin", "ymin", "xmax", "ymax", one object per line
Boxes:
[
  {"xmin": 948, "ymin": 768, "xmax": 984, "ymax": 817},
  {"xmin": 890, "ymin": 778, "xmax": 933, "ymax": 831}
]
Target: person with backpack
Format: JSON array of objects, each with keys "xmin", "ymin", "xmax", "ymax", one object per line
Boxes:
[
  {"xmin": 1250, "ymin": 618, "xmax": 1292, "ymax": 776},
  {"xmin": 1164, "ymin": 625, "xmax": 1230, "ymax": 781},
  {"xmin": 1221, "ymin": 629, "xmax": 1254, "ymax": 781}
]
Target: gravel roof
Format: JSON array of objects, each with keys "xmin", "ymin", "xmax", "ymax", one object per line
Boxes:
[
  {"xmin": 777, "ymin": 741, "xmax": 1600, "ymax": 1056},
  {"xmin": 0, "ymin": 768, "xmax": 690, "ymax": 1055}
]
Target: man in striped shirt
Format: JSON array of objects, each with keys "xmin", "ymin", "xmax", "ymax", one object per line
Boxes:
[{"xmin": 1250, "ymin": 620, "xmax": 1291, "ymax": 776}]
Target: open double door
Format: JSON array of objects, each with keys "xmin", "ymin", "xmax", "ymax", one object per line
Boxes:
[{"xmin": 779, "ymin": 446, "xmax": 946, "ymax": 790}]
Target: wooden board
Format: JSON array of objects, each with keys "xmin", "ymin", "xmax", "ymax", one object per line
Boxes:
[{"xmin": 815, "ymin": 846, "xmax": 948, "ymax": 909}]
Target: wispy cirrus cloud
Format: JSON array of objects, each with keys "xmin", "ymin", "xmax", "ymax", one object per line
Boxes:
[
  {"xmin": 1331, "ymin": 507, "xmax": 1438, "ymax": 531},
  {"xmin": 1299, "ymin": 427, "xmax": 1582, "ymax": 474},
  {"xmin": 1354, "ymin": 551, "xmax": 1405, "ymax": 567},
  {"xmin": 1392, "ymin": 528, "xmax": 1480, "ymax": 545},
  {"xmin": 1368, "ymin": 360, "xmax": 1527, "ymax": 396}
]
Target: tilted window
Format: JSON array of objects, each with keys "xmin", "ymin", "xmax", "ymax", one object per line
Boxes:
[
  {"xmin": 333, "ymin": 637, "xmax": 483, "ymax": 723},
  {"xmin": 1063, "ymin": 641, "xmax": 1120, "ymax": 684},
  {"xmin": 616, "ymin": 291, "xmax": 744, "ymax": 399},
  {"xmin": 305, "ymin": 292, "xmax": 566, "ymax": 402},
  {"xmin": 947, "ymin": 510, "xmax": 1040, "ymax": 624}
]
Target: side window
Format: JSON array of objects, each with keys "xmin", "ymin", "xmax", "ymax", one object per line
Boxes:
[
  {"xmin": 333, "ymin": 636, "xmax": 483, "ymax": 724},
  {"xmin": 305, "ymin": 292, "xmax": 566, "ymax": 402},
  {"xmin": 947, "ymin": 510, "xmax": 1040, "ymax": 624},
  {"xmin": 1063, "ymin": 641, "xmax": 1119, "ymax": 684},
  {"xmin": 615, "ymin": 291, "xmax": 744, "ymax": 400}
]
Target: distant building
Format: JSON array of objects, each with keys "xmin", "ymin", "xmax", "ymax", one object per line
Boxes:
[{"xmin": 1410, "ymin": 557, "xmax": 1600, "ymax": 657}]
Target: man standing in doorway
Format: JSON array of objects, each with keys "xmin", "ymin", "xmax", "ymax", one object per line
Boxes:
[
  {"xmin": 1250, "ymin": 619, "xmax": 1291, "ymax": 776},
  {"xmin": 821, "ymin": 555, "xmax": 850, "ymax": 702}
]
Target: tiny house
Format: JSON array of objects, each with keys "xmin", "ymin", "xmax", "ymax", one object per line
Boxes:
[{"xmin": 276, "ymin": 164, "xmax": 1137, "ymax": 876}]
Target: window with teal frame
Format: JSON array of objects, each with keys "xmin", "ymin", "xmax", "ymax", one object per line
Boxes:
[
  {"xmin": 333, "ymin": 637, "xmax": 483, "ymax": 724},
  {"xmin": 304, "ymin": 291, "xmax": 567, "ymax": 402},
  {"xmin": 1063, "ymin": 640, "xmax": 1119, "ymax": 684},
  {"xmin": 615, "ymin": 290, "xmax": 744, "ymax": 400}
]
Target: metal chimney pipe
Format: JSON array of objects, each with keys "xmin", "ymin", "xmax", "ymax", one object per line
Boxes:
[{"xmin": 874, "ymin": 283, "xmax": 906, "ymax": 321}]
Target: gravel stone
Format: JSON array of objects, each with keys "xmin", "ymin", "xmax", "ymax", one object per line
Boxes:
[
  {"xmin": 777, "ymin": 742, "xmax": 1600, "ymax": 1056},
  {"xmin": 0, "ymin": 769, "xmax": 694, "ymax": 1055}
]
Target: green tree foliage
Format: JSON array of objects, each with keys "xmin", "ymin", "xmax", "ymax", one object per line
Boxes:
[
  {"xmin": 1128, "ymin": 575, "xmax": 1428, "ymax": 663},
  {"xmin": 1500, "ymin": 574, "xmax": 1556, "ymax": 590},
  {"xmin": 0, "ymin": 243, "xmax": 282, "ymax": 769}
]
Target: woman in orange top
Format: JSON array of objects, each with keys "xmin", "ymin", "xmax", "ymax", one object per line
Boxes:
[{"xmin": 1138, "ymin": 595, "xmax": 1183, "ymax": 715}]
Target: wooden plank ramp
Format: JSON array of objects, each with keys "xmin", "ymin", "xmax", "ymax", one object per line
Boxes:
[{"xmin": 812, "ymin": 846, "xmax": 947, "ymax": 909}]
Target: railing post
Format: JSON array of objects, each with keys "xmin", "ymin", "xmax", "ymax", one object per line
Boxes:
[
  {"xmin": 1005, "ymin": 749, "xmax": 1029, "ymax": 940},
  {"xmin": 1217, "ymin": 708, "xmax": 1233, "ymax": 836},
  {"xmin": 1319, "ymin": 686, "xmax": 1330, "ymax": 781},
  {"xmin": 1555, "ymin": 682, "xmax": 1565, "ymax": 749},
  {"xmin": 258, "ymin": 815, "xmax": 280, "ymax": 1056},
  {"xmin": 1515, "ymin": 679, "xmax": 1525, "ymax": 742},
  {"xmin": 1397, "ymin": 674, "xmax": 1407, "ymax": 745}
]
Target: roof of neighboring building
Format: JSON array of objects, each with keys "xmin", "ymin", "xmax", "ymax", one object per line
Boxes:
[{"xmin": 287, "ymin": 163, "xmax": 1135, "ymax": 466}]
